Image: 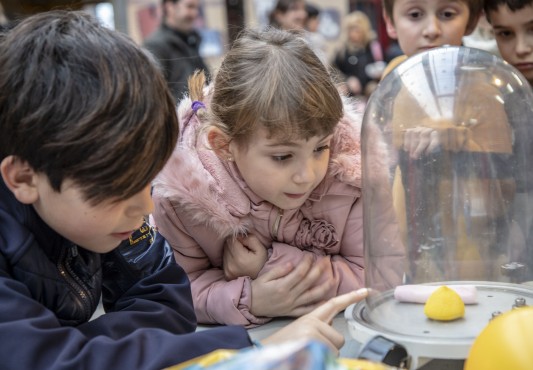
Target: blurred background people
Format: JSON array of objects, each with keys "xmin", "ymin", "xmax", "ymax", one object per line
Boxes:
[
  {"xmin": 304, "ymin": 3, "xmax": 328, "ymax": 64},
  {"xmin": 384, "ymin": 39, "xmax": 403, "ymax": 63},
  {"xmin": 332, "ymin": 10, "xmax": 384, "ymax": 99},
  {"xmin": 143, "ymin": 0, "xmax": 209, "ymax": 102},
  {"xmin": 268, "ymin": 0, "xmax": 306, "ymax": 31}
]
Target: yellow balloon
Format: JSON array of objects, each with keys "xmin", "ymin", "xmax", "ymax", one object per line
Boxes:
[{"xmin": 464, "ymin": 306, "xmax": 533, "ymax": 370}]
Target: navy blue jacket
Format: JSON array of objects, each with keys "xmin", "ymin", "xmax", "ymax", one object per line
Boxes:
[{"xmin": 0, "ymin": 179, "xmax": 252, "ymax": 370}]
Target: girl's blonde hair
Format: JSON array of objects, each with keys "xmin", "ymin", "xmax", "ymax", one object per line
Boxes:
[
  {"xmin": 344, "ymin": 11, "xmax": 376, "ymax": 48},
  {"xmin": 189, "ymin": 27, "xmax": 343, "ymax": 148}
]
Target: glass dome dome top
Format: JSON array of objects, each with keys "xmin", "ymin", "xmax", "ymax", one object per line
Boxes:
[
  {"xmin": 347, "ymin": 45, "xmax": 533, "ymax": 368},
  {"xmin": 362, "ymin": 45, "xmax": 533, "ymax": 294}
]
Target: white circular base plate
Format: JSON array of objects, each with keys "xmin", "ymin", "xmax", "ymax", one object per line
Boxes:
[{"xmin": 345, "ymin": 281, "xmax": 533, "ymax": 369}]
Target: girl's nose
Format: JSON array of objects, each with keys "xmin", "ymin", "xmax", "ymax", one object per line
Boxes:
[{"xmin": 293, "ymin": 161, "xmax": 315, "ymax": 184}]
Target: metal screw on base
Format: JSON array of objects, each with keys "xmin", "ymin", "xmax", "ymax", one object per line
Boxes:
[{"xmin": 512, "ymin": 297, "xmax": 527, "ymax": 309}]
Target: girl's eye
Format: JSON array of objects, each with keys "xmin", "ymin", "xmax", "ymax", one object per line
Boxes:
[
  {"xmin": 315, "ymin": 145, "xmax": 330, "ymax": 153},
  {"xmin": 272, "ymin": 154, "xmax": 292, "ymax": 162}
]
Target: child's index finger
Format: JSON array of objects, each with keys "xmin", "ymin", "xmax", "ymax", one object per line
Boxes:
[{"xmin": 309, "ymin": 288, "xmax": 369, "ymax": 323}]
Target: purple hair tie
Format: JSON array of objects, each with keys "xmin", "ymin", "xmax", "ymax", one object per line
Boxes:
[{"xmin": 192, "ymin": 100, "xmax": 205, "ymax": 113}]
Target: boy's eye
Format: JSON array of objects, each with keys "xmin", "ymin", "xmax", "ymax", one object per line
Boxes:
[{"xmin": 496, "ymin": 30, "xmax": 513, "ymax": 39}]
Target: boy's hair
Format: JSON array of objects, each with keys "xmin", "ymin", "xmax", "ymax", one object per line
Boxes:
[
  {"xmin": 382, "ymin": 0, "xmax": 484, "ymax": 34},
  {"xmin": 191, "ymin": 27, "xmax": 343, "ymax": 147},
  {"xmin": 0, "ymin": 10, "xmax": 178, "ymax": 204},
  {"xmin": 484, "ymin": 0, "xmax": 533, "ymax": 22}
]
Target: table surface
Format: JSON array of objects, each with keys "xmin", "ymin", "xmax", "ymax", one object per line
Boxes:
[
  {"xmin": 92, "ymin": 302, "xmax": 463, "ymax": 369},
  {"xmin": 245, "ymin": 282, "xmax": 533, "ymax": 369},
  {"xmin": 90, "ymin": 282, "xmax": 533, "ymax": 368},
  {"xmin": 245, "ymin": 313, "xmax": 464, "ymax": 370}
]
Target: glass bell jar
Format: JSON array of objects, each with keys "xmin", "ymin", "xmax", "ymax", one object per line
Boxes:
[{"xmin": 345, "ymin": 45, "xmax": 533, "ymax": 368}]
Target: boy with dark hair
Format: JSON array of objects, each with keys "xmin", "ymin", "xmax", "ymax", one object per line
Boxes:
[
  {"xmin": 484, "ymin": 0, "xmax": 533, "ymax": 85},
  {"xmin": 0, "ymin": 10, "xmax": 367, "ymax": 370}
]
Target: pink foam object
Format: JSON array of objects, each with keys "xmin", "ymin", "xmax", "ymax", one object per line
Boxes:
[{"xmin": 394, "ymin": 284, "xmax": 478, "ymax": 304}]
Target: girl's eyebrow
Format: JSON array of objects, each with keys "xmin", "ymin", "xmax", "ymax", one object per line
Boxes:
[
  {"xmin": 265, "ymin": 134, "xmax": 332, "ymax": 148},
  {"xmin": 266, "ymin": 140, "xmax": 299, "ymax": 148}
]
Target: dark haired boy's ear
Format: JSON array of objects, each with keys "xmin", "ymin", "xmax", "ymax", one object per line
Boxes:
[
  {"xmin": 207, "ymin": 128, "xmax": 233, "ymax": 160},
  {"xmin": 0, "ymin": 156, "xmax": 39, "ymax": 204},
  {"xmin": 383, "ymin": 11, "xmax": 398, "ymax": 39}
]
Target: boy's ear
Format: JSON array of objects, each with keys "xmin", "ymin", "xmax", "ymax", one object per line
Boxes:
[
  {"xmin": 383, "ymin": 10, "xmax": 398, "ymax": 39},
  {"xmin": 0, "ymin": 156, "xmax": 39, "ymax": 204},
  {"xmin": 207, "ymin": 127, "xmax": 233, "ymax": 160}
]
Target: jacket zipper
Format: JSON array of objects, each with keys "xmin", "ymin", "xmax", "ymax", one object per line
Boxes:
[
  {"xmin": 271, "ymin": 208, "xmax": 284, "ymax": 241},
  {"xmin": 57, "ymin": 245, "xmax": 94, "ymax": 322}
]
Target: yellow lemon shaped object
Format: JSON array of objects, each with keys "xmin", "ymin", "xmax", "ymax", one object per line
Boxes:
[
  {"xmin": 464, "ymin": 307, "xmax": 533, "ymax": 370},
  {"xmin": 424, "ymin": 286, "xmax": 465, "ymax": 321}
]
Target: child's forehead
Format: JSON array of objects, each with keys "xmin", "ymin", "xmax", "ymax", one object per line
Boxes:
[
  {"xmin": 394, "ymin": 0, "xmax": 468, "ymax": 9},
  {"xmin": 489, "ymin": 3, "xmax": 533, "ymax": 23},
  {"xmin": 251, "ymin": 125, "xmax": 330, "ymax": 146}
]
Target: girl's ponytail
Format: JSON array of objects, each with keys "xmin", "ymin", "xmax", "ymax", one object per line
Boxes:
[
  {"xmin": 188, "ymin": 69, "xmax": 206, "ymax": 102},
  {"xmin": 188, "ymin": 70, "xmax": 207, "ymax": 121}
]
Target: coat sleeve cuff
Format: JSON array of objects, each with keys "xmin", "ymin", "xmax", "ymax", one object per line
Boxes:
[{"xmin": 237, "ymin": 276, "xmax": 272, "ymax": 328}]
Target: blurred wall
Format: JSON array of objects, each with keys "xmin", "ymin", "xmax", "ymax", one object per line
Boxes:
[{"xmin": 0, "ymin": 1, "xmax": 380, "ymax": 71}]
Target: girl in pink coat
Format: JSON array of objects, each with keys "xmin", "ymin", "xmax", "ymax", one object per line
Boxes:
[{"xmin": 152, "ymin": 27, "xmax": 405, "ymax": 327}]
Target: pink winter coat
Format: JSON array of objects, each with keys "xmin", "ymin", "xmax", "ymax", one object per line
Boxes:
[{"xmin": 152, "ymin": 91, "xmax": 403, "ymax": 326}]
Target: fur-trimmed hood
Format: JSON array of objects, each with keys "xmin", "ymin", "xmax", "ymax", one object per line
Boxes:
[{"xmin": 153, "ymin": 90, "xmax": 387, "ymax": 238}]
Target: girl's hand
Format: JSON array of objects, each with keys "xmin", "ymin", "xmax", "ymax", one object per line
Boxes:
[
  {"xmin": 249, "ymin": 254, "xmax": 333, "ymax": 317},
  {"xmin": 262, "ymin": 288, "xmax": 369, "ymax": 355},
  {"xmin": 223, "ymin": 234, "xmax": 267, "ymax": 280}
]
